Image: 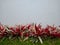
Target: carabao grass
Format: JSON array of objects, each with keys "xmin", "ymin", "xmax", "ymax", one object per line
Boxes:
[{"xmin": 0, "ymin": 37, "xmax": 60, "ymax": 45}]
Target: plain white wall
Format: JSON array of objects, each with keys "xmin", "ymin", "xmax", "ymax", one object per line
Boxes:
[{"xmin": 0, "ymin": 0, "xmax": 60, "ymax": 26}]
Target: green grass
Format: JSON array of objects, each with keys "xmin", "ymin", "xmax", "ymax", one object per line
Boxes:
[{"xmin": 0, "ymin": 37, "xmax": 60, "ymax": 45}]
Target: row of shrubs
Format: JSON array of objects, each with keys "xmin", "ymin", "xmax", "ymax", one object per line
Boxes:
[{"xmin": 0, "ymin": 23, "xmax": 60, "ymax": 38}]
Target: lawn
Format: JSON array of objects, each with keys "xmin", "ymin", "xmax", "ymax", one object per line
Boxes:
[{"xmin": 0, "ymin": 37, "xmax": 60, "ymax": 45}]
